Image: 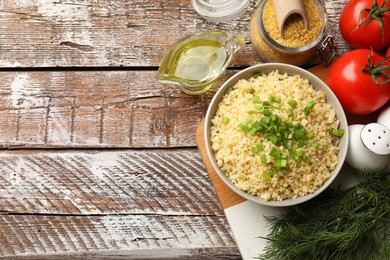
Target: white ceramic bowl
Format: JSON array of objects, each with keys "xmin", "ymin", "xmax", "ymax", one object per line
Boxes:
[{"xmin": 204, "ymin": 63, "xmax": 349, "ymax": 207}]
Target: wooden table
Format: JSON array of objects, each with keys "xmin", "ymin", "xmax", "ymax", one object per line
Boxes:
[{"xmin": 0, "ymin": 1, "xmax": 355, "ymax": 259}]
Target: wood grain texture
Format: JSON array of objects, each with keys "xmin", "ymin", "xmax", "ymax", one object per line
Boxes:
[
  {"xmin": 0, "ymin": 215, "xmax": 240, "ymax": 259},
  {"xmin": 0, "ymin": 149, "xmax": 222, "ymax": 215},
  {"xmin": 0, "ymin": 70, "xmax": 240, "ymax": 148},
  {"xmin": 0, "ymin": 149, "xmax": 240, "ymax": 258},
  {"xmin": 0, "ymin": 0, "xmax": 351, "ymax": 68}
]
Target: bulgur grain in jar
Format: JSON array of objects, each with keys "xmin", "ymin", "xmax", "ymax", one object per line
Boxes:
[{"xmin": 250, "ymin": 0, "xmax": 333, "ymax": 65}]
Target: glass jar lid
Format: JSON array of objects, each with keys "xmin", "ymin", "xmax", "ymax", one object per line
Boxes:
[{"xmin": 191, "ymin": 0, "xmax": 251, "ymax": 23}]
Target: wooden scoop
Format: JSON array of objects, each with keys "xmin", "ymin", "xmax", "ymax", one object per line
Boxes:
[{"xmin": 272, "ymin": 0, "xmax": 308, "ymax": 38}]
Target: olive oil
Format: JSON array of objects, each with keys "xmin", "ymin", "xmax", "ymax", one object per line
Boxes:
[
  {"xmin": 166, "ymin": 39, "xmax": 227, "ymax": 82},
  {"xmin": 156, "ymin": 32, "xmax": 244, "ymax": 95}
]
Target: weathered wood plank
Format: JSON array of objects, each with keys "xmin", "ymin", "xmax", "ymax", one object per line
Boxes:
[
  {"xmin": 0, "ymin": 0, "xmax": 350, "ymax": 68},
  {"xmin": 0, "ymin": 215, "xmax": 240, "ymax": 259},
  {"xmin": 0, "ymin": 70, "xmax": 239, "ymax": 148},
  {"xmin": 0, "ymin": 149, "xmax": 223, "ymax": 216},
  {"xmin": 0, "ymin": 149, "xmax": 241, "ymax": 258}
]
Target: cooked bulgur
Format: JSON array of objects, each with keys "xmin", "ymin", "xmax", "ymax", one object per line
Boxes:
[{"xmin": 210, "ymin": 70, "xmax": 340, "ymax": 201}]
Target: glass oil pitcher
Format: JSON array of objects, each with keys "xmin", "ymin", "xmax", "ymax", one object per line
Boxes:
[{"xmin": 156, "ymin": 32, "xmax": 245, "ymax": 95}]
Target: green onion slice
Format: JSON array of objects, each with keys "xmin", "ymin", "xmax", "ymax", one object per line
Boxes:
[{"xmin": 288, "ymin": 99, "xmax": 297, "ymax": 108}]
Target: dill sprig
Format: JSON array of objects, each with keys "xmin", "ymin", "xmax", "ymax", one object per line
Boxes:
[{"xmin": 258, "ymin": 171, "xmax": 390, "ymax": 260}]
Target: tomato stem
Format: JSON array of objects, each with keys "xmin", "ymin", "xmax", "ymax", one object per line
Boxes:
[
  {"xmin": 361, "ymin": 52, "xmax": 390, "ymax": 85},
  {"xmin": 356, "ymin": 0, "xmax": 390, "ymax": 42}
]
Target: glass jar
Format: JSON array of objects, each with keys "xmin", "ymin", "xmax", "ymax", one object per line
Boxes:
[
  {"xmin": 191, "ymin": 0, "xmax": 252, "ymax": 23},
  {"xmin": 250, "ymin": 0, "xmax": 335, "ymax": 65}
]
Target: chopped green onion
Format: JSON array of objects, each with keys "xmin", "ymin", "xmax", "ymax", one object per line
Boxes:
[
  {"xmin": 298, "ymin": 139, "xmax": 308, "ymax": 148},
  {"xmin": 303, "ymin": 101, "xmax": 316, "ymax": 115},
  {"xmin": 226, "ymin": 87, "xmax": 233, "ymax": 94},
  {"xmin": 306, "ymin": 130, "xmax": 315, "ymax": 139},
  {"xmin": 268, "ymin": 135, "xmax": 279, "ymax": 144},
  {"xmin": 280, "ymin": 168, "xmax": 290, "ymax": 174},
  {"xmin": 254, "ymin": 104, "xmax": 263, "ymax": 110},
  {"xmin": 279, "ymin": 126, "xmax": 287, "ymax": 133},
  {"xmin": 312, "ymin": 141, "xmax": 320, "ymax": 148},
  {"xmin": 276, "ymin": 159, "xmax": 287, "ymax": 169},
  {"xmin": 260, "ymin": 116, "xmax": 270, "ymax": 125},
  {"xmin": 292, "ymin": 150, "xmax": 304, "ymax": 163},
  {"xmin": 238, "ymin": 95, "xmax": 340, "ymax": 177},
  {"xmin": 263, "ymin": 171, "xmax": 272, "ymax": 181},
  {"xmin": 269, "ymin": 147, "xmax": 279, "ymax": 158},
  {"xmin": 251, "ymin": 143, "xmax": 264, "ymax": 153},
  {"xmin": 222, "ymin": 117, "xmax": 230, "ymax": 124},
  {"xmin": 251, "ymin": 72, "xmax": 261, "ymax": 79},
  {"xmin": 239, "ymin": 123, "xmax": 249, "ymax": 133},
  {"xmin": 280, "ymin": 152, "xmax": 288, "ymax": 159},
  {"xmin": 329, "ymin": 128, "xmax": 345, "ymax": 137},
  {"xmin": 286, "ymin": 140, "xmax": 293, "ymax": 151},
  {"xmin": 292, "ymin": 150, "xmax": 304, "ymax": 158},
  {"xmin": 336, "ymin": 129, "xmax": 345, "ymax": 137},
  {"xmin": 263, "ymin": 110, "xmax": 272, "ymax": 116},
  {"xmin": 288, "ymin": 99, "xmax": 297, "ymax": 108},
  {"xmin": 294, "ymin": 129, "xmax": 305, "ymax": 139},
  {"xmin": 295, "ymin": 156, "xmax": 303, "ymax": 164},
  {"xmin": 248, "ymin": 128, "xmax": 257, "ymax": 136},
  {"xmin": 267, "ymin": 125, "xmax": 277, "ymax": 134},
  {"xmin": 286, "ymin": 109, "xmax": 293, "ymax": 117}
]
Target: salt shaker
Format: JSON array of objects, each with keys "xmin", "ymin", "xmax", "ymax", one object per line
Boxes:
[{"xmin": 346, "ymin": 106, "xmax": 390, "ymax": 172}]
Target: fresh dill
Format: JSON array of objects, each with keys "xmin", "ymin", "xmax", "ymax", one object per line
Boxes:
[{"xmin": 257, "ymin": 171, "xmax": 390, "ymax": 260}]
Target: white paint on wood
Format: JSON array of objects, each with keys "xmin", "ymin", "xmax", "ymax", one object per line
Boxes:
[
  {"xmin": 10, "ymin": 74, "xmax": 30, "ymax": 108},
  {"xmin": 9, "ymin": 74, "xmax": 50, "ymax": 111},
  {"xmin": 46, "ymin": 107, "xmax": 72, "ymax": 145},
  {"xmin": 37, "ymin": 0, "xmax": 90, "ymax": 21},
  {"xmin": 0, "ymin": 149, "xmax": 223, "ymax": 216},
  {"xmin": 0, "ymin": 215, "xmax": 238, "ymax": 257}
]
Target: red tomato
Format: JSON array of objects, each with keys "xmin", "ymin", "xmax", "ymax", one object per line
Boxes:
[
  {"xmin": 339, "ymin": 0, "xmax": 390, "ymax": 51},
  {"xmin": 387, "ymin": 46, "xmax": 390, "ymax": 57},
  {"xmin": 327, "ymin": 49, "xmax": 390, "ymax": 115}
]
